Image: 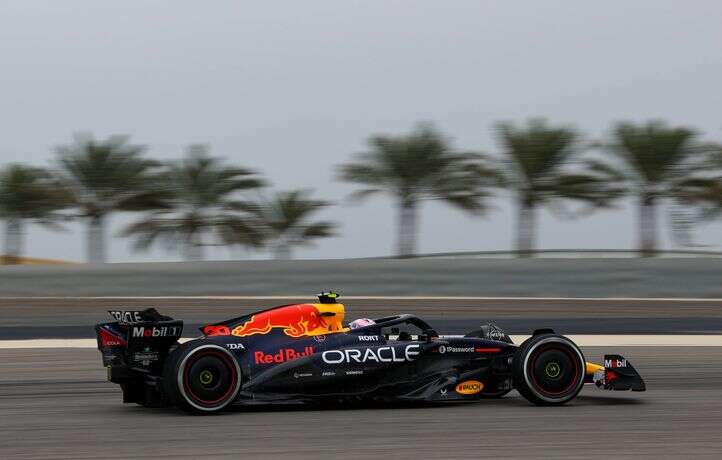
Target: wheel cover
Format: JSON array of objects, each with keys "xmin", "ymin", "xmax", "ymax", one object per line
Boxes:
[
  {"xmin": 178, "ymin": 345, "xmax": 241, "ymax": 412},
  {"xmin": 523, "ymin": 338, "xmax": 584, "ymax": 403}
]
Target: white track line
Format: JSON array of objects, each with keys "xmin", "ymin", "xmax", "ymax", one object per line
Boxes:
[{"xmin": 2, "ymin": 335, "xmax": 722, "ymax": 349}]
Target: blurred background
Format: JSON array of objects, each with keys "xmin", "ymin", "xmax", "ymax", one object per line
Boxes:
[
  {"xmin": 3, "ymin": 5, "xmax": 722, "ymax": 457},
  {"xmin": 2, "ymin": 0, "xmax": 722, "ymax": 265}
]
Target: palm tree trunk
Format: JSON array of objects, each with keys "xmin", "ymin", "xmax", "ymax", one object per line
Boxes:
[
  {"xmin": 639, "ymin": 193, "xmax": 657, "ymax": 257},
  {"xmin": 3, "ymin": 219, "xmax": 23, "ymax": 264},
  {"xmin": 86, "ymin": 215, "xmax": 106, "ymax": 264},
  {"xmin": 516, "ymin": 196, "xmax": 536, "ymax": 258},
  {"xmin": 183, "ymin": 232, "xmax": 204, "ymax": 261},
  {"xmin": 396, "ymin": 200, "xmax": 418, "ymax": 258},
  {"xmin": 274, "ymin": 242, "xmax": 291, "ymax": 260}
]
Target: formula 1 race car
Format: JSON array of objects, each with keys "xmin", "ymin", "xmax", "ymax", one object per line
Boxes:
[{"xmin": 95, "ymin": 292, "xmax": 645, "ymax": 414}]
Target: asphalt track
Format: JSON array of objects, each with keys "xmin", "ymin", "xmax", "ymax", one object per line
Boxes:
[
  {"xmin": 1, "ymin": 346, "xmax": 721, "ymax": 459},
  {"xmin": 1, "ymin": 296, "xmax": 721, "ymax": 458}
]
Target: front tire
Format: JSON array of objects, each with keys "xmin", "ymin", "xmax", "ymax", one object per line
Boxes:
[
  {"xmin": 163, "ymin": 341, "xmax": 241, "ymax": 414},
  {"xmin": 513, "ymin": 334, "xmax": 585, "ymax": 406}
]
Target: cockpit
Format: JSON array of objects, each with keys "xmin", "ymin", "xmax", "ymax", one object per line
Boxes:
[{"xmin": 349, "ymin": 314, "xmax": 439, "ymax": 342}]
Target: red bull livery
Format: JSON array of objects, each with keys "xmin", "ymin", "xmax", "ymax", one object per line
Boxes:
[{"xmin": 95, "ymin": 292, "xmax": 645, "ymax": 414}]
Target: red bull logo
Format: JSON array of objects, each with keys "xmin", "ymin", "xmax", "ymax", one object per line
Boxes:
[
  {"xmin": 232, "ymin": 304, "xmax": 329, "ymax": 338},
  {"xmin": 254, "ymin": 346, "xmax": 314, "ymax": 364}
]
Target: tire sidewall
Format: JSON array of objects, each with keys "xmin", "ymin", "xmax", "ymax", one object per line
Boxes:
[
  {"xmin": 514, "ymin": 334, "xmax": 586, "ymax": 405},
  {"xmin": 164, "ymin": 341, "xmax": 242, "ymax": 414}
]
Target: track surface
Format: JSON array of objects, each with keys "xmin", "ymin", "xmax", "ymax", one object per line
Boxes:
[
  {"xmin": 2, "ymin": 296, "xmax": 721, "ymax": 458},
  {"xmin": 1, "ymin": 347, "xmax": 721, "ymax": 459}
]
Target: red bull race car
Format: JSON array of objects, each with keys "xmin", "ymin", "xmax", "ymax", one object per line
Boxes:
[{"xmin": 95, "ymin": 292, "xmax": 645, "ymax": 414}]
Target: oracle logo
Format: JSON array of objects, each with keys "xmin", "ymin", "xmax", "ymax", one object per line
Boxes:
[{"xmin": 321, "ymin": 344, "xmax": 420, "ymax": 364}]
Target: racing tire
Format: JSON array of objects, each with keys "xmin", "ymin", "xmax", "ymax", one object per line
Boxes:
[
  {"xmin": 512, "ymin": 334, "xmax": 585, "ymax": 406},
  {"xmin": 163, "ymin": 340, "xmax": 242, "ymax": 414}
]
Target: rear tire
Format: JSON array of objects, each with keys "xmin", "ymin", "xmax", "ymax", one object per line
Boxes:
[
  {"xmin": 163, "ymin": 341, "xmax": 241, "ymax": 414},
  {"xmin": 513, "ymin": 334, "xmax": 585, "ymax": 406}
]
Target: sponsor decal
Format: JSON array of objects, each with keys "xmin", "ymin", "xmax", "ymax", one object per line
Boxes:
[
  {"xmin": 455, "ymin": 380, "xmax": 484, "ymax": 395},
  {"xmin": 322, "ymin": 344, "xmax": 421, "ymax": 364},
  {"xmin": 313, "ymin": 334, "xmax": 327, "ymax": 343},
  {"xmin": 322, "ymin": 371, "xmax": 336, "ymax": 377},
  {"xmin": 605, "ymin": 358, "xmax": 627, "ymax": 368},
  {"xmin": 294, "ymin": 372, "xmax": 314, "ymax": 379},
  {"xmin": 435, "ymin": 345, "xmax": 474, "ymax": 353},
  {"xmin": 109, "ymin": 310, "xmax": 143, "ymax": 323},
  {"xmin": 226, "ymin": 343, "xmax": 245, "ymax": 350},
  {"xmin": 131, "ymin": 325, "xmax": 182, "ymax": 338},
  {"xmin": 449, "ymin": 346, "xmax": 474, "ymax": 353},
  {"xmin": 440, "ymin": 388, "xmax": 448, "ymax": 397},
  {"xmin": 486, "ymin": 324, "xmax": 506, "ymax": 341},
  {"xmin": 232, "ymin": 304, "xmax": 330, "ymax": 338},
  {"xmin": 358, "ymin": 335, "xmax": 379, "ymax": 342},
  {"xmin": 99, "ymin": 328, "xmax": 127, "ymax": 347},
  {"xmin": 345, "ymin": 370, "xmax": 363, "ymax": 376},
  {"xmin": 132, "ymin": 347, "xmax": 159, "ymax": 366},
  {"xmin": 254, "ymin": 346, "xmax": 314, "ymax": 365}
]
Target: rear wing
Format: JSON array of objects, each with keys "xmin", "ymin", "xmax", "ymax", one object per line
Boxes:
[{"xmin": 95, "ymin": 308, "xmax": 183, "ymax": 374}]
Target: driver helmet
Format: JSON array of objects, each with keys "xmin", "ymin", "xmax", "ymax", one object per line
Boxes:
[{"xmin": 349, "ymin": 318, "xmax": 375, "ymax": 330}]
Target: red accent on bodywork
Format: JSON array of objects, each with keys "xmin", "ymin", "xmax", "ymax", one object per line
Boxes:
[
  {"xmin": 475, "ymin": 347, "xmax": 502, "ymax": 353},
  {"xmin": 203, "ymin": 325, "xmax": 231, "ymax": 336},
  {"xmin": 99, "ymin": 328, "xmax": 127, "ymax": 347}
]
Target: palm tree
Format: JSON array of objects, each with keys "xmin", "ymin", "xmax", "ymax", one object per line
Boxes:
[
  {"xmin": 605, "ymin": 121, "xmax": 712, "ymax": 256},
  {"xmin": 496, "ymin": 119, "xmax": 624, "ymax": 257},
  {"xmin": 121, "ymin": 145, "xmax": 265, "ymax": 261},
  {"xmin": 338, "ymin": 123, "xmax": 499, "ymax": 258},
  {"xmin": 55, "ymin": 134, "xmax": 162, "ymax": 264},
  {"xmin": 665, "ymin": 148, "xmax": 722, "ymax": 247},
  {"xmin": 250, "ymin": 190, "xmax": 335, "ymax": 260},
  {"xmin": 0, "ymin": 164, "xmax": 71, "ymax": 264}
]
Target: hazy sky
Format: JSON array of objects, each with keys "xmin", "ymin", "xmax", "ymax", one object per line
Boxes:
[{"xmin": 2, "ymin": 1, "xmax": 722, "ymax": 262}]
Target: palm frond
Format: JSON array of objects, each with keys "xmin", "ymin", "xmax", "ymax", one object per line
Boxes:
[
  {"xmin": 345, "ymin": 188, "xmax": 383, "ymax": 203},
  {"xmin": 0, "ymin": 164, "xmax": 72, "ymax": 221},
  {"xmin": 495, "ymin": 118, "xmax": 579, "ymax": 187},
  {"xmin": 609, "ymin": 120, "xmax": 699, "ymax": 185},
  {"xmin": 338, "ymin": 122, "xmax": 500, "ymax": 216},
  {"xmin": 300, "ymin": 221, "xmax": 336, "ymax": 240}
]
